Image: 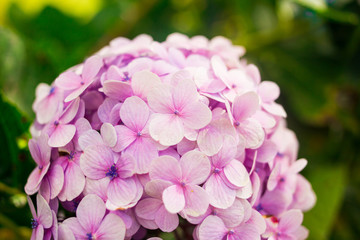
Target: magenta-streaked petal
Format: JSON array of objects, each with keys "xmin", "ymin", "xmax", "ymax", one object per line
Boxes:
[
  {"xmin": 137, "ymin": 217, "xmax": 158, "ymax": 230},
  {"xmin": 135, "ymin": 198, "xmax": 162, "ymax": 220},
  {"xmin": 147, "ymin": 84, "xmax": 173, "ymax": 114},
  {"xmin": 183, "ymin": 184, "xmax": 209, "ymax": 217},
  {"xmin": 125, "ymin": 137, "xmax": 158, "ymax": 174},
  {"xmin": 62, "ymin": 217, "xmax": 87, "ymax": 239},
  {"xmin": 95, "ymin": 213, "xmax": 126, "ymax": 240},
  {"xmin": 233, "ymin": 224, "xmax": 260, "ymax": 240},
  {"xmin": 58, "ymin": 162, "xmax": 85, "ymax": 202},
  {"xmin": 107, "ymin": 177, "xmax": 137, "ymax": 208},
  {"xmin": 149, "ymin": 155, "xmax": 182, "ymax": 183},
  {"xmin": 177, "ymin": 138, "xmax": 197, "ymax": 156},
  {"xmin": 211, "ymin": 135, "xmax": 238, "ymax": 168},
  {"xmin": 31, "ymin": 224, "xmax": 44, "ymax": 240},
  {"xmin": 155, "ymin": 205, "xmax": 179, "ymax": 232},
  {"xmin": 204, "ymin": 174, "xmax": 235, "ymax": 209},
  {"xmin": 103, "ymin": 80, "xmax": 133, "ymax": 101},
  {"xmin": 197, "ymin": 127, "xmax": 223, "ymax": 156},
  {"xmin": 216, "ymin": 199, "xmax": 245, "ymax": 227},
  {"xmin": 76, "ymin": 194, "xmax": 105, "ymax": 233},
  {"xmin": 29, "ymin": 134, "xmax": 51, "ymax": 167},
  {"xmin": 82, "ymin": 55, "xmax": 103, "ymax": 80},
  {"xmin": 255, "ymin": 140, "xmax": 277, "ymax": 163},
  {"xmin": 37, "ymin": 194, "xmax": 53, "ymax": 228},
  {"xmin": 172, "ymin": 78, "xmax": 198, "ymax": 109},
  {"xmin": 46, "ymin": 164, "xmax": 64, "ymax": 199},
  {"xmin": 162, "ymin": 185, "xmax": 185, "ymax": 214},
  {"xmin": 246, "ymin": 209, "xmax": 266, "ymax": 235},
  {"xmin": 131, "ymin": 70, "xmax": 161, "ymax": 99},
  {"xmin": 80, "ymin": 145, "xmax": 114, "ymax": 179},
  {"xmin": 97, "ymin": 98, "xmax": 119, "ymax": 123},
  {"xmin": 78, "ymin": 129, "xmax": 104, "ymax": 150},
  {"xmin": 145, "ymin": 179, "xmax": 173, "ymax": 199},
  {"xmin": 223, "ymin": 160, "xmax": 249, "ymax": 188},
  {"xmin": 115, "ymin": 153, "xmax": 135, "ymax": 178},
  {"xmin": 55, "ymin": 71, "xmax": 82, "ymax": 90},
  {"xmin": 237, "ymin": 119, "xmax": 264, "ymax": 149},
  {"xmin": 100, "ymin": 123, "xmax": 117, "ymax": 148},
  {"xmin": 120, "ymin": 96, "xmax": 150, "ymax": 132},
  {"xmin": 58, "ymin": 223, "xmax": 75, "ymax": 240},
  {"xmin": 181, "ymin": 101, "xmax": 212, "ymax": 130},
  {"xmin": 60, "ymin": 97, "xmax": 80, "ymax": 124},
  {"xmin": 180, "ymin": 150, "xmax": 210, "ymax": 185},
  {"xmin": 74, "ymin": 118, "xmax": 92, "ymax": 135},
  {"xmin": 83, "ymin": 177, "xmax": 110, "ymax": 201},
  {"xmin": 48, "ymin": 124, "xmax": 76, "ymax": 148},
  {"xmin": 232, "ymin": 92, "xmax": 260, "ymax": 122},
  {"xmin": 112, "ymin": 125, "xmax": 136, "ymax": 152},
  {"xmin": 198, "ymin": 215, "xmax": 227, "ymax": 240},
  {"xmin": 25, "ymin": 163, "xmax": 50, "ymax": 195},
  {"xmin": 279, "ymin": 209, "xmax": 303, "ymax": 233}
]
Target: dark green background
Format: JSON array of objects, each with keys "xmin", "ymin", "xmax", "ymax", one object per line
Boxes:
[{"xmin": 0, "ymin": 0, "xmax": 359, "ymax": 239}]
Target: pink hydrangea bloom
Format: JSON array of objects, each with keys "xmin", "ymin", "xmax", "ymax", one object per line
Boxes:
[{"xmin": 26, "ymin": 33, "xmax": 315, "ymax": 239}]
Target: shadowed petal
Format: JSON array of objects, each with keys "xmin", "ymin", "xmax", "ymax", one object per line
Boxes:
[
  {"xmin": 198, "ymin": 215, "xmax": 227, "ymax": 240},
  {"xmin": 155, "ymin": 205, "xmax": 179, "ymax": 232},
  {"xmin": 58, "ymin": 162, "xmax": 85, "ymax": 202},
  {"xmin": 103, "ymin": 80, "xmax": 133, "ymax": 101},
  {"xmin": 135, "ymin": 198, "xmax": 162, "ymax": 220}
]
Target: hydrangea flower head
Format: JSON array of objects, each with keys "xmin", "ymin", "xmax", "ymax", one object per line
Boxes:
[{"xmin": 26, "ymin": 33, "xmax": 316, "ymax": 239}]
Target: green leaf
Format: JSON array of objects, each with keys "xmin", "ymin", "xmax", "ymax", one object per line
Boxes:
[{"xmin": 303, "ymin": 165, "xmax": 347, "ymax": 240}]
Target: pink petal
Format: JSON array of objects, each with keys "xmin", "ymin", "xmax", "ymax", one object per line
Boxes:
[
  {"xmin": 255, "ymin": 140, "xmax": 277, "ymax": 163},
  {"xmin": 267, "ymin": 163, "xmax": 281, "ymax": 191},
  {"xmin": 232, "ymin": 92, "xmax": 260, "ymax": 122},
  {"xmin": 279, "ymin": 210, "xmax": 303, "ymax": 233},
  {"xmin": 210, "ymin": 135, "xmax": 238, "ymax": 168},
  {"xmin": 149, "ymin": 155, "xmax": 182, "ymax": 183},
  {"xmin": 76, "ymin": 194, "xmax": 105, "ymax": 233},
  {"xmin": 246, "ymin": 209, "xmax": 266, "ymax": 235},
  {"xmin": 198, "ymin": 215, "xmax": 227, "ymax": 240},
  {"xmin": 107, "ymin": 177, "xmax": 137, "ymax": 208},
  {"xmin": 62, "ymin": 217, "xmax": 87, "ymax": 239},
  {"xmin": 263, "ymin": 102, "xmax": 287, "ymax": 118},
  {"xmin": 204, "ymin": 174, "xmax": 235, "ymax": 209},
  {"xmin": 31, "ymin": 224, "xmax": 44, "ymax": 240},
  {"xmin": 197, "ymin": 126, "xmax": 223, "ymax": 156},
  {"xmin": 233, "ymin": 224, "xmax": 260, "ymax": 240},
  {"xmin": 28, "ymin": 134, "xmax": 51, "ymax": 167},
  {"xmin": 135, "ymin": 198, "xmax": 162, "ymax": 220},
  {"xmin": 80, "ymin": 145, "xmax": 114, "ymax": 179},
  {"xmin": 83, "ymin": 178, "xmax": 110, "ymax": 202},
  {"xmin": 181, "ymin": 101, "xmax": 212, "ymax": 130},
  {"xmin": 60, "ymin": 97, "xmax": 80, "ymax": 124},
  {"xmin": 27, "ymin": 195, "xmax": 37, "ymax": 218},
  {"xmin": 97, "ymin": 98, "xmax": 119, "ymax": 123},
  {"xmin": 35, "ymin": 94, "xmax": 61, "ymax": 124},
  {"xmin": 183, "ymin": 184, "xmax": 209, "ymax": 217},
  {"xmin": 78, "ymin": 129, "xmax": 104, "ymax": 150},
  {"xmin": 180, "ymin": 150, "xmax": 211, "ymax": 185},
  {"xmin": 258, "ymin": 81, "xmax": 280, "ymax": 102},
  {"xmin": 95, "ymin": 213, "xmax": 126, "ymax": 240},
  {"xmin": 115, "ymin": 153, "xmax": 135, "ymax": 178},
  {"xmin": 45, "ymin": 164, "xmax": 64, "ymax": 200},
  {"xmin": 100, "ymin": 123, "xmax": 117, "ymax": 148},
  {"xmin": 177, "ymin": 138, "xmax": 197, "ymax": 156},
  {"xmin": 211, "ymin": 56, "xmax": 227, "ymax": 81},
  {"xmin": 216, "ymin": 199, "xmax": 245, "ymax": 227},
  {"xmin": 236, "ymin": 178, "xmax": 253, "ymax": 199},
  {"xmin": 64, "ymin": 84, "xmax": 91, "ymax": 102},
  {"xmin": 223, "ymin": 160, "xmax": 249, "ymax": 188},
  {"xmin": 37, "ymin": 194, "xmax": 53, "ymax": 228},
  {"xmin": 58, "ymin": 162, "xmax": 85, "ymax": 202},
  {"xmin": 261, "ymin": 189, "xmax": 292, "ymax": 216},
  {"xmin": 81, "ymin": 91, "xmax": 103, "ymax": 110},
  {"xmin": 237, "ymin": 119, "xmax": 264, "ymax": 149},
  {"xmin": 149, "ymin": 113, "xmax": 184, "ymax": 146},
  {"xmin": 55, "ymin": 71, "xmax": 82, "ymax": 90},
  {"xmin": 58, "ymin": 223, "xmax": 75, "ymax": 240},
  {"xmin": 82, "ymin": 55, "xmax": 103, "ymax": 81},
  {"xmin": 145, "ymin": 179, "xmax": 173, "ymax": 199},
  {"xmin": 48, "ymin": 124, "xmax": 76, "ymax": 148},
  {"xmin": 112, "ymin": 125, "xmax": 136, "ymax": 152},
  {"xmin": 131, "ymin": 70, "xmax": 161, "ymax": 99},
  {"xmin": 25, "ymin": 163, "xmax": 50, "ymax": 195},
  {"xmin": 125, "ymin": 137, "xmax": 158, "ymax": 174},
  {"xmin": 120, "ymin": 96, "xmax": 150, "ymax": 132},
  {"xmin": 252, "ymin": 110, "xmax": 276, "ymax": 129},
  {"xmin": 155, "ymin": 205, "xmax": 179, "ymax": 232},
  {"xmin": 172, "ymin": 78, "xmax": 198, "ymax": 110},
  {"xmin": 162, "ymin": 185, "xmax": 185, "ymax": 214},
  {"xmin": 147, "ymin": 84, "xmax": 173, "ymax": 114},
  {"xmin": 289, "ymin": 159, "xmax": 308, "ymax": 174},
  {"xmin": 103, "ymin": 80, "xmax": 133, "ymax": 101}
]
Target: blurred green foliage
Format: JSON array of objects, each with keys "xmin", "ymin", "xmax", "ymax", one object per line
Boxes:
[{"xmin": 0, "ymin": 0, "xmax": 359, "ymax": 239}]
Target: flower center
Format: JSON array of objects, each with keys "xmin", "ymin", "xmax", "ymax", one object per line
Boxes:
[
  {"xmin": 137, "ymin": 132, "xmax": 142, "ymax": 137},
  {"xmin": 31, "ymin": 218, "xmax": 39, "ymax": 229},
  {"xmin": 68, "ymin": 151, "xmax": 75, "ymax": 160},
  {"xmin": 214, "ymin": 168, "xmax": 221, "ymax": 174},
  {"xmin": 234, "ymin": 121, "xmax": 240, "ymax": 127},
  {"xmin": 174, "ymin": 110, "xmax": 179, "ymax": 115},
  {"xmin": 228, "ymin": 230, "xmax": 235, "ymax": 235},
  {"xmin": 86, "ymin": 233, "xmax": 94, "ymax": 240},
  {"xmin": 54, "ymin": 120, "xmax": 60, "ymax": 127},
  {"xmin": 122, "ymin": 72, "xmax": 130, "ymax": 82},
  {"xmin": 80, "ymin": 81, "xmax": 85, "ymax": 85},
  {"xmin": 106, "ymin": 164, "xmax": 118, "ymax": 180},
  {"xmin": 49, "ymin": 87, "xmax": 55, "ymax": 95},
  {"xmin": 180, "ymin": 181, "xmax": 186, "ymax": 187}
]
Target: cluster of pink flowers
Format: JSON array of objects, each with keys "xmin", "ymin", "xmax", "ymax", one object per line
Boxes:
[{"xmin": 26, "ymin": 33, "xmax": 316, "ymax": 240}]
